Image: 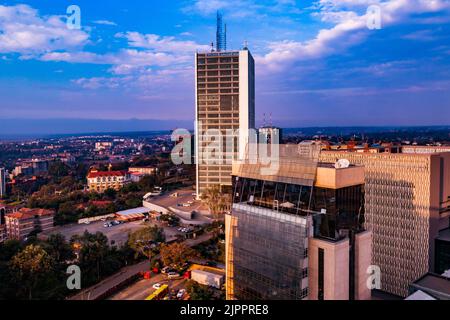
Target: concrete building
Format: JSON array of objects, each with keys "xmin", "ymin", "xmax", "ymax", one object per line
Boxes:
[
  {"xmin": 0, "ymin": 167, "xmax": 5, "ymax": 198},
  {"xmin": 225, "ymin": 144, "xmax": 372, "ymax": 300},
  {"xmin": 195, "ymin": 46, "xmax": 255, "ymax": 197},
  {"xmin": 87, "ymin": 169, "xmax": 131, "ymax": 193},
  {"xmin": 319, "ymin": 151, "xmax": 450, "ymax": 297},
  {"xmin": 5, "ymin": 208, "xmax": 55, "ymax": 240}
]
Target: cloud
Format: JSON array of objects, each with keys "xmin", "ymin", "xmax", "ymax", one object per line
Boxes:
[
  {"xmin": 0, "ymin": 4, "xmax": 89, "ymax": 54},
  {"xmin": 257, "ymin": 0, "xmax": 450, "ymax": 72},
  {"xmin": 116, "ymin": 32, "xmax": 210, "ymax": 53},
  {"xmin": 93, "ymin": 20, "xmax": 117, "ymax": 26}
]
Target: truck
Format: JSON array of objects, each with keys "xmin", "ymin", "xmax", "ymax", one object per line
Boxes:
[{"xmin": 190, "ymin": 269, "xmax": 224, "ymax": 289}]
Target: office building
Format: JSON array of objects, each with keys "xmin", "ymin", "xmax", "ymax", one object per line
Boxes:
[
  {"xmin": 226, "ymin": 144, "xmax": 372, "ymax": 300},
  {"xmin": 5, "ymin": 208, "xmax": 55, "ymax": 240},
  {"xmin": 87, "ymin": 169, "xmax": 131, "ymax": 193},
  {"xmin": 319, "ymin": 151, "xmax": 450, "ymax": 297},
  {"xmin": 195, "ymin": 15, "xmax": 255, "ymax": 197},
  {"xmin": 0, "ymin": 168, "xmax": 5, "ymax": 198}
]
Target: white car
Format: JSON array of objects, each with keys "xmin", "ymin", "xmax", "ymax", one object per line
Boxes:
[
  {"xmin": 177, "ymin": 289, "xmax": 186, "ymax": 299},
  {"xmin": 153, "ymin": 283, "xmax": 162, "ymax": 290}
]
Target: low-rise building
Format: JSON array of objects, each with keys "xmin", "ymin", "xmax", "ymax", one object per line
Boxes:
[
  {"xmin": 5, "ymin": 208, "xmax": 55, "ymax": 240},
  {"xmin": 128, "ymin": 166, "xmax": 156, "ymax": 175},
  {"xmin": 87, "ymin": 169, "xmax": 131, "ymax": 193}
]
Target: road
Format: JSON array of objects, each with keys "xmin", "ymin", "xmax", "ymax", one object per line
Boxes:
[
  {"xmin": 109, "ymin": 275, "xmax": 187, "ymax": 300},
  {"xmin": 68, "ymin": 232, "xmax": 215, "ymax": 300}
]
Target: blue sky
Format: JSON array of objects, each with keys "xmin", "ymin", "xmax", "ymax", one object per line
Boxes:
[{"xmin": 0, "ymin": 0, "xmax": 450, "ymax": 132}]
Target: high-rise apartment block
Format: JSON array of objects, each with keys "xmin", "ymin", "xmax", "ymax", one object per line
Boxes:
[
  {"xmin": 195, "ymin": 49, "xmax": 255, "ymax": 196},
  {"xmin": 319, "ymin": 151, "xmax": 450, "ymax": 297},
  {"xmin": 226, "ymin": 144, "xmax": 372, "ymax": 300}
]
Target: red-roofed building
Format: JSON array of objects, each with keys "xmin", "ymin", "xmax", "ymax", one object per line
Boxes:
[
  {"xmin": 5, "ymin": 208, "xmax": 55, "ymax": 240},
  {"xmin": 87, "ymin": 169, "xmax": 131, "ymax": 193}
]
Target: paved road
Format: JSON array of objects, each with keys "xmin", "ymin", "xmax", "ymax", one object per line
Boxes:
[
  {"xmin": 109, "ymin": 275, "xmax": 187, "ymax": 300},
  {"xmin": 68, "ymin": 232, "xmax": 214, "ymax": 300}
]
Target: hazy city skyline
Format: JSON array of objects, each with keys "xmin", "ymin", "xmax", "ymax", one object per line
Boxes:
[{"xmin": 1, "ymin": 0, "xmax": 450, "ymax": 135}]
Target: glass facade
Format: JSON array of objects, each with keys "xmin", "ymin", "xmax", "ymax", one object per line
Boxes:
[
  {"xmin": 228, "ymin": 174, "xmax": 365, "ymax": 300},
  {"xmin": 232, "ymin": 176, "xmax": 365, "ymax": 241},
  {"xmin": 229, "ymin": 204, "xmax": 309, "ymax": 300}
]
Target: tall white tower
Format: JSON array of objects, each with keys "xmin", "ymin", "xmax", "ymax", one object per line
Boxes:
[{"xmin": 195, "ymin": 48, "xmax": 255, "ymax": 197}]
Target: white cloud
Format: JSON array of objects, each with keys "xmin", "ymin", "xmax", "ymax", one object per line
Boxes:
[
  {"xmin": 258, "ymin": 0, "xmax": 450, "ymax": 72},
  {"xmin": 0, "ymin": 4, "xmax": 89, "ymax": 54},
  {"xmin": 116, "ymin": 32, "xmax": 210, "ymax": 53},
  {"xmin": 93, "ymin": 20, "xmax": 117, "ymax": 26}
]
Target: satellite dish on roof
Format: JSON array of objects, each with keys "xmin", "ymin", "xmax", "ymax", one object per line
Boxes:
[{"xmin": 334, "ymin": 159, "xmax": 350, "ymax": 169}]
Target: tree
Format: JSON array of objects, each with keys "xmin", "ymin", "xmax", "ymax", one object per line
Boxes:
[
  {"xmin": 201, "ymin": 186, "xmax": 231, "ymax": 218},
  {"xmin": 48, "ymin": 161, "xmax": 69, "ymax": 178},
  {"xmin": 104, "ymin": 188, "xmax": 117, "ymax": 199},
  {"xmin": 43, "ymin": 233, "xmax": 75, "ymax": 264},
  {"xmin": 128, "ymin": 226, "xmax": 165, "ymax": 260},
  {"xmin": 160, "ymin": 242, "xmax": 197, "ymax": 269},
  {"xmin": 72, "ymin": 231, "xmax": 111, "ymax": 285},
  {"xmin": 10, "ymin": 244, "xmax": 54, "ymax": 299},
  {"xmin": 186, "ymin": 280, "xmax": 214, "ymax": 300}
]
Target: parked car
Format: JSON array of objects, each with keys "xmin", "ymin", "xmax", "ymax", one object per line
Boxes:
[
  {"xmin": 167, "ymin": 272, "xmax": 180, "ymax": 279},
  {"xmin": 103, "ymin": 223, "xmax": 110, "ymax": 228},
  {"xmin": 161, "ymin": 266, "xmax": 171, "ymax": 274},
  {"xmin": 177, "ymin": 289, "xmax": 186, "ymax": 299}
]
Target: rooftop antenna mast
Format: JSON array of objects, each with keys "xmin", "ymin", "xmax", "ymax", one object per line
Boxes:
[{"xmin": 216, "ymin": 11, "xmax": 226, "ymax": 52}]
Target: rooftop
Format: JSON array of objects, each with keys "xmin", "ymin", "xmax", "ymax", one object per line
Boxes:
[
  {"xmin": 411, "ymin": 273, "xmax": 450, "ymax": 299},
  {"xmin": 7, "ymin": 208, "xmax": 55, "ymax": 220},
  {"xmin": 87, "ymin": 170, "xmax": 128, "ymax": 178}
]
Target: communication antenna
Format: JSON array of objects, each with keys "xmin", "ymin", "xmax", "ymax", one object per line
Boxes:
[
  {"xmin": 216, "ymin": 11, "xmax": 226, "ymax": 52},
  {"xmin": 243, "ymin": 40, "xmax": 249, "ymax": 50}
]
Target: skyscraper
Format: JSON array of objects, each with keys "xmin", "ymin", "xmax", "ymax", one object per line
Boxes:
[
  {"xmin": 195, "ymin": 18, "xmax": 255, "ymax": 197},
  {"xmin": 319, "ymin": 150, "xmax": 450, "ymax": 297},
  {"xmin": 226, "ymin": 144, "xmax": 372, "ymax": 300}
]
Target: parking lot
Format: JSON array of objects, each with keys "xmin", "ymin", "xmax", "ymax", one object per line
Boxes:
[
  {"xmin": 45, "ymin": 220, "xmax": 147, "ymax": 246},
  {"xmin": 45, "ymin": 215, "xmax": 196, "ymax": 247}
]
